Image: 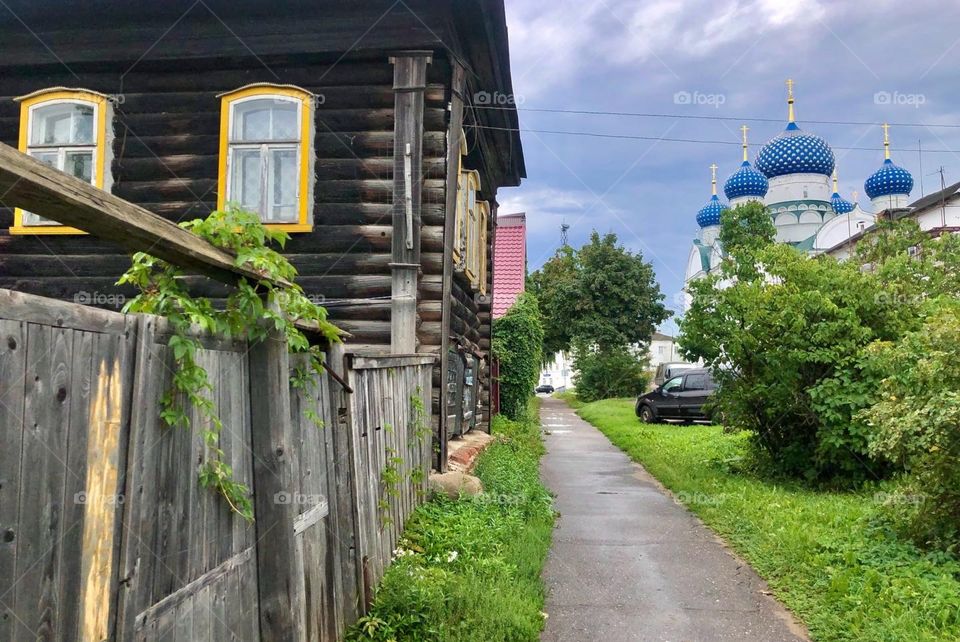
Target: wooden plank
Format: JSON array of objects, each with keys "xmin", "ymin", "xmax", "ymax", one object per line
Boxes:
[
  {"xmin": 0, "ymin": 288, "xmax": 128, "ymax": 335},
  {"xmin": 134, "ymin": 549, "xmax": 252, "ymax": 632},
  {"xmin": 438, "ymin": 60, "xmax": 466, "ymax": 473},
  {"xmin": 12, "ymin": 324, "xmax": 72, "ymax": 641},
  {"xmin": 115, "ymin": 315, "xmax": 164, "ymax": 640},
  {"xmin": 0, "ymin": 319, "xmax": 26, "ymax": 642},
  {"xmin": 325, "ymin": 343, "xmax": 357, "ymax": 629},
  {"xmin": 57, "ymin": 330, "xmax": 95, "ymax": 642},
  {"xmin": 248, "ymin": 328, "xmax": 304, "ymax": 642},
  {"xmin": 389, "ymin": 52, "xmax": 432, "ymax": 353}
]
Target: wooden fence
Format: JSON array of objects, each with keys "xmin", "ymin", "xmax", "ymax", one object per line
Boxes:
[{"xmin": 0, "ymin": 288, "xmax": 434, "ymax": 641}]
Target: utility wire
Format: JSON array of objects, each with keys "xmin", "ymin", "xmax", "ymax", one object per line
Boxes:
[
  {"xmin": 465, "ymin": 123, "xmax": 960, "ymax": 154},
  {"xmin": 472, "ymin": 104, "xmax": 960, "ymax": 130}
]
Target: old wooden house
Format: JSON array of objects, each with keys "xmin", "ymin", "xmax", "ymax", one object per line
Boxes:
[{"xmin": 0, "ymin": 0, "xmax": 525, "ymax": 466}]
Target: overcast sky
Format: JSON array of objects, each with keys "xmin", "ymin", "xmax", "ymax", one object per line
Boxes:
[{"xmin": 497, "ymin": 0, "xmax": 960, "ymax": 333}]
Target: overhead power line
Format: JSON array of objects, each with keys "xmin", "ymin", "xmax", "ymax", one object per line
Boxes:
[
  {"xmin": 472, "ymin": 104, "xmax": 960, "ymax": 130},
  {"xmin": 466, "ymin": 123, "xmax": 960, "ymax": 154}
]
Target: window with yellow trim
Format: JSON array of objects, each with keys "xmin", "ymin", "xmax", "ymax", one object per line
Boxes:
[
  {"xmin": 12, "ymin": 89, "xmax": 112, "ymax": 234},
  {"xmin": 452, "ymin": 129, "xmax": 469, "ymax": 263},
  {"xmin": 456, "ymin": 169, "xmax": 481, "ymax": 272},
  {"xmin": 218, "ymin": 85, "xmax": 314, "ymax": 231},
  {"xmin": 477, "ymin": 200, "xmax": 489, "ymax": 295}
]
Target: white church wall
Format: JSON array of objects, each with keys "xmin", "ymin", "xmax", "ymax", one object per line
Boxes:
[{"xmin": 766, "ymin": 173, "xmax": 832, "ymax": 203}]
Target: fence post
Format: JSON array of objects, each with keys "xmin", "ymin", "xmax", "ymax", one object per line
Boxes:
[{"xmin": 249, "ymin": 329, "xmax": 304, "ymax": 641}]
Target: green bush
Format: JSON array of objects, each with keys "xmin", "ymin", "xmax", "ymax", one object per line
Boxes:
[
  {"xmin": 861, "ymin": 300, "xmax": 960, "ymax": 552},
  {"xmin": 681, "ymin": 212, "xmax": 960, "ymax": 482},
  {"xmin": 493, "ymin": 293, "xmax": 544, "ymax": 420},
  {"xmin": 571, "ymin": 343, "xmax": 650, "ymax": 402}
]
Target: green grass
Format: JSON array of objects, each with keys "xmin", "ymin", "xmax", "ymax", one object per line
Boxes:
[
  {"xmin": 573, "ymin": 397, "xmax": 960, "ymax": 642},
  {"xmin": 347, "ymin": 398, "xmax": 556, "ymax": 642}
]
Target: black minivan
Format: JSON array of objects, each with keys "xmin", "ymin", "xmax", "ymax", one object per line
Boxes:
[{"xmin": 636, "ymin": 368, "xmax": 717, "ymax": 423}]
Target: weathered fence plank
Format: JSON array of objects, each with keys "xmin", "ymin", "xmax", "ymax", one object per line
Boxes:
[{"xmin": 1, "ymin": 289, "xmax": 435, "ymax": 641}]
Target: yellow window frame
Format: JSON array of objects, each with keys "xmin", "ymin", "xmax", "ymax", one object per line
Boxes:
[
  {"xmin": 217, "ymin": 84, "xmax": 315, "ymax": 232},
  {"xmin": 478, "ymin": 200, "xmax": 489, "ymax": 295},
  {"xmin": 452, "ymin": 130, "xmax": 469, "ymax": 264},
  {"xmin": 464, "ymin": 171, "xmax": 481, "ymax": 286},
  {"xmin": 11, "ymin": 89, "xmax": 111, "ymax": 235}
]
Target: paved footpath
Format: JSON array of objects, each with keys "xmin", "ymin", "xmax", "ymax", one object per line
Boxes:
[{"xmin": 539, "ymin": 397, "xmax": 808, "ymax": 642}]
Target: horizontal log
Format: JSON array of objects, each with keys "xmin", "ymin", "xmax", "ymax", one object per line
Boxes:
[
  {"xmin": 0, "ymin": 253, "xmax": 132, "ymax": 277},
  {"xmin": 113, "ymin": 177, "xmax": 219, "ymax": 202},
  {"xmin": 289, "ymin": 252, "xmax": 443, "ymax": 276},
  {"xmin": 115, "ymin": 85, "xmax": 446, "ymax": 115},
  {"xmin": 417, "ymin": 300, "xmax": 442, "ymax": 322}
]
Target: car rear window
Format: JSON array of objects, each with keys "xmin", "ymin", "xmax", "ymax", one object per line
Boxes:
[{"xmin": 684, "ymin": 373, "xmax": 715, "ymax": 391}]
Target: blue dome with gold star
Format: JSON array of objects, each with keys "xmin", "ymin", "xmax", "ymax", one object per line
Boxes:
[
  {"xmin": 724, "ymin": 160, "xmax": 769, "ymax": 200},
  {"xmin": 756, "ymin": 122, "xmax": 835, "ymax": 179},
  {"xmin": 697, "ymin": 194, "xmax": 727, "ymax": 228},
  {"xmin": 864, "ymin": 159, "xmax": 913, "ymax": 199}
]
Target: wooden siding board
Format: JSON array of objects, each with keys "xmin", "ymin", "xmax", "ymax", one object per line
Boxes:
[{"xmin": 0, "ymin": 319, "xmax": 27, "ymax": 642}]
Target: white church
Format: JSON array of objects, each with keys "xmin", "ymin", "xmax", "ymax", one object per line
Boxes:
[{"xmin": 685, "ymin": 81, "xmax": 916, "ymax": 284}]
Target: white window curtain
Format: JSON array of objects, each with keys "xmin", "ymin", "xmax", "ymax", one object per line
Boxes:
[{"xmin": 227, "ymin": 97, "xmax": 301, "ymax": 223}]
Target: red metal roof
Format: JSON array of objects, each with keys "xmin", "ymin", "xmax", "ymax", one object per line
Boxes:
[{"xmin": 492, "ymin": 213, "xmax": 526, "ymax": 318}]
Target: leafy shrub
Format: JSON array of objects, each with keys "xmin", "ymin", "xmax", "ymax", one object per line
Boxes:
[
  {"xmin": 681, "ymin": 211, "xmax": 960, "ymax": 482},
  {"xmin": 860, "ymin": 300, "xmax": 960, "ymax": 552},
  {"xmin": 348, "ymin": 400, "xmax": 555, "ymax": 642},
  {"xmin": 493, "ymin": 293, "xmax": 544, "ymax": 420},
  {"xmin": 571, "ymin": 343, "xmax": 650, "ymax": 402}
]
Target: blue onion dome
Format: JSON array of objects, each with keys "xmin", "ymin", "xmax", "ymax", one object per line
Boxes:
[
  {"xmin": 724, "ymin": 160, "xmax": 769, "ymax": 200},
  {"xmin": 697, "ymin": 194, "xmax": 727, "ymax": 227},
  {"xmin": 755, "ymin": 123, "xmax": 835, "ymax": 178},
  {"xmin": 864, "ymin": 158, "xmax": 914, "ymax": 199},
  {"xmin": 830, "ymin": 192, "xmax": 855, "ymax": 214}
]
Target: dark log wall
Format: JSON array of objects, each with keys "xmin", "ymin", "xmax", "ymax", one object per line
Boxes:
[
  {"xmin": 0, "ymin": 54, "xmax": 454, "ymax": 351},
  {"xmin": 0, "ymin": 0, "xmax": 523, "ymax": 455}
]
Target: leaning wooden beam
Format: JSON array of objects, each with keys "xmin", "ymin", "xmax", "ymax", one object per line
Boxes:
[
  {"xmin": 0, "ymin": 141, "xmax": 279, "ymax": 286},
  {"xmin": 0, "ymin": 142, "xmax": 349, "ymax": 344}
]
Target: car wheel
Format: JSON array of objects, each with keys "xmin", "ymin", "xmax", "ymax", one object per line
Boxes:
[{"xmin": 638, "ymin": 405, "xmax": 657, "ymax": 424}]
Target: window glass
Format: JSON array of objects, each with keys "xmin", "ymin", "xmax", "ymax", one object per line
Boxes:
[
  {"xmin": 663, "ymin": 376, "xmax": 683, "ymax": 392},
  {"xmin": 684, "ymin": 374, "xmax": 708, "ymax": 391},
  {"xmin": 270, "ymin": 148, "xmax": 298, "ymax": 222},
  {"xmin": 233, "ymin": 99, "xmax": 298, "ymax": 142},
  {"xmin": 30, "ymin": 103, "xmax": 94, "ymax": 146},
  {"xmin": 225, "ymin": 92, "xmax": 309, "ymax": 226},
  {"xmin": 22, "ymin": 100, "xmax": 101, "ymax": 228}
]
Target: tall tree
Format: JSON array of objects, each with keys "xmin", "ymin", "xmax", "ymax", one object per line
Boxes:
[
  {"xmin": 528, "ymin": 245, "xmax": 577, "ymax": 360},
  {"xmin": 530, "ymin": 232, "xmax": 670, "ymax": 355}
]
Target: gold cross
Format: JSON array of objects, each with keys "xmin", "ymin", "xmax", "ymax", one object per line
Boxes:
[
  {"xmin": 833, "ymin": 167, "xmax": 839, "ymax": 192},
  {"xmin": 882, "ymin": 122, "xmax": 891, "ymax": 159},
  {"xmin": 786, "ymin": 78, "xmax": 794, "ymax": 100},
  {"xmin": 710, "ymin": 163, "xmax": 718, "ymax": 195},
  {"xmin": 740, "ymin": 125, "xmax": 749, "ymax": 161}
]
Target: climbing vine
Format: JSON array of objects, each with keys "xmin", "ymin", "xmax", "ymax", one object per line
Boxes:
[
  {"xmin": 118, "ymin": 206, "xmax": 341, "ymax": 520},
  {"xmin": 492, "ymin": 293, "xmax": 544, "ymax": 420}
]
